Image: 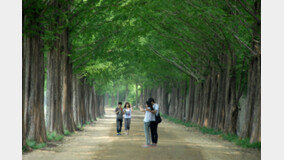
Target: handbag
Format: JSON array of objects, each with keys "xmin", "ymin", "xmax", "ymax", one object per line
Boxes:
[{"xmin": 155, "ymin": 112, "xmax": 162, "ymax": 123}]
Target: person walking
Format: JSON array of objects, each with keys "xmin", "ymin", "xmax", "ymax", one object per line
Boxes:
[
  {"xmin": 139, "ymin": 101, "xmax": 152, "ymax": 148},
  {"xmin": 148, "ymin": 97, "xmax": 159, "ymax": 146},
  {"xmin": 115, "ymin": 102, "xmax": 124, "ymax": 135},
  {"xmin": 123, "ymin": 102, "xmax": 133, "ymax": 135}
]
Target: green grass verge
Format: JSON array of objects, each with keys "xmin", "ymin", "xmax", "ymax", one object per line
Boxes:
[
  {"xmin": 47, "ymin": 132, "xmax": 64, "ymax": 141},
  {"xmin": 199, "ymin": 126, "xmax": 222, "ymax": 135},
  {"xmin": 64, "ymin": 130, "xmax": 74, "ymax": 136},
  {"xmin": 23, "ymin": 140, "xmax": 46, "ymax": 152},
  {"xmin": 161, "ymin": 113, "xmax": 198, "ymax": 127},
  {"xmin": 221, "ymin": 133, "xmax": 261, "ymax": 149},
  {"xmin": 160, "ymin": 113, "xmax": 261, "ymax": 149},
  {"xmin": 23, "ymin": 129, "xmax": 76, "ymax": 152}
]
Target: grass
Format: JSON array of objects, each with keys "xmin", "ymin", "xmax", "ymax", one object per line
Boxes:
[
  {"xmin": 221, "ymin": 133, "xmax": 261, "ymax": 149},
  {"xmin": 47, "ymin": 131, "xmax": 64, "ymax": 141},
  {"xmin": 161, "ymin": 113, "xmax": 198, "ymax": 127},
  {"xmin": 23, "ymin": 140, "xmax": 46, "ymax": 152},
  {"xmin": 76, "ymin": 124, "xmax": 85, "ymax": 130},
  {"xmin": 23, "ymin": 129, "xmax": 75, "ymax": 152},
  {"xmin": 199, "ymin": 126, "xmax": 222, "ymax": 135},
  {"xmin": 160, "ymin": 113, "xmax": 261, "ymax": 149},
  {"xmin": 23, "ymin": 121, "xmax": 96, "ymax": 152},
  {"xmin": 63, "ymin": 130, "xmax": 74, "ymax": 136}
]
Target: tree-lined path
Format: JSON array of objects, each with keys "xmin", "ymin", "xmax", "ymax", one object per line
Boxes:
[
  {"xmin": 23, "ymin": 0, "xmax": 261, "ymax": 159},
  {"xmin": 23, "ymin": 108, "xmax": 260, "ymax": 160}
]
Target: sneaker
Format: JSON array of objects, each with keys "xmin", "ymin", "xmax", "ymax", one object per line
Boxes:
[{"xmin": 151, "ymin": 143, "xmax": 157, "ymax": 147}]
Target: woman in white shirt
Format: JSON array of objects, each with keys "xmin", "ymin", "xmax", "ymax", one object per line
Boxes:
[
  {"xmin": 139, "ymin": 101, "xmax": 153, "ymax": 148},
  {"xmin": 123, "ymin": 102, "xmax": 133, "ymax": 135}
]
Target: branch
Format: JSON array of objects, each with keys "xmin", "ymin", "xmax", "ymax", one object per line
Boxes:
[
  {"xmin": 236, "ymin": 0, "xmax": 261, "ymax": 24},
  {"xmin": 148, "ymin": 45, "xmax": 201, "ymax": 81}
]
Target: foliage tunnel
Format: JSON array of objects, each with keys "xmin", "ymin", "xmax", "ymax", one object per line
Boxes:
[{"xmin": 22, "ymin": 0, "xmax": 261, "ymax": 150}]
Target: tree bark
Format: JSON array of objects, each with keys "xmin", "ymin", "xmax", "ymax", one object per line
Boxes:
[
  {"xmin": 105, "ymin": 93, "xmax": 109, "ymax": 107},
  {"xmin": 249, "ymin": 55, "xmax": 261, "ymax": 143},
  {"xmin": 135, "ymin": 83, "xmax": 138, "ymax": 107},
  {"xmin": 111, "ymin": 95, "xmax": 115, "ymax": 108},
  {"xmin": 208, "ymin": 71, "xmax": 218, "ymax": 128},
  {"xmin": 116, "ymin": 84, "xmax": 120, "ymax": 104},
  {"xmin": 23, "ymin": 34, "xmax": 47, "ymax": 142},
  {"xmin": 125, "ymin": 84, "xmax": 129, "ymax": 102}
]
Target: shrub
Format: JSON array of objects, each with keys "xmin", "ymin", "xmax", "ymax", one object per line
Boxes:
[{"xmin": 26, "ymin": 140, "xmax": 46, "ymax": 150}]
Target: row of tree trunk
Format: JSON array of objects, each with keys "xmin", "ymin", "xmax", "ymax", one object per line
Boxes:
[
  {"xmin": 22, "ymin": 7, "xmax": 105, "ymax": 150},
  {"xmin": 23, "ymin": 34, "xmax": 105, "ymax": 149},
  {"xmin": 140, "ymin": 55, "xmax": 260, "ymax": 143}
]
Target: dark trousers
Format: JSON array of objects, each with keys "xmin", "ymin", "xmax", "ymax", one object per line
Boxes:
[
  {"xmin": 150, "ymin": 121, "xmax": 158, "ymax": 144},
  {"xmin": 116, "ymin": 118, "xmax": 123, "ymax": 133}
]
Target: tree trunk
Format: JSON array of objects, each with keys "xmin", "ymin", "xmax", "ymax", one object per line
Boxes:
[
  {"xmin": 203, "ymin": 76, "xmax": 211, "ymax": 127},
  {"xmin": 187, "ymin": 78, "xmax": 195, "ymax": 122},
  {"xmin": 249, "ymin": 0, "xmax": 261, "ymax": 143},
  {"xmin": 116, "ymin": 84, "xmax": 120, "ymax": 104},
  {"xmin": 94, "ymin": 91, "xmax": 99, "ymax": 118},
  {"xmin": 105, "ymin": 93, "xmax": 109, "ymax": 107},
  {"xmin": 23, "ymin": 34, "xmax": 47, "ymax": 142},
  {"xmin": 135, "ymin": 83, "xmax": 138, "ymax": 107},
  {"xmin": 125, "ymin": 84, "xmax": 129, "ymax": 102},
  {"xmin": 23, "ymin": 32, "xmax": 29, "ymax": 149},
  {"xmin": 111, "ymin": 95, "xmax": 115, "ymax": 108},
  {"xmin": 63, "ymin": 56, "xmax": 76, "ymax": 132},
  {"xmin": 163, "ymin": 85, "xmax": 170, "ymax": 115},
  {"xmin": 191, "ymin": 83, "xmax": 201, "ymax": 124},
  {"xmin": 91, "ymin": 88, "xmax": 97, "ymax": 121},
  {"xmin": 208, "ymin": 71, "xmax": 218, "ymax": 128},
  {"xmin": 60, "ymin": 27, "xmax": 76, "ymax": 132},
  {"xmin": 139, "ymin": 85, "xmax": 144, "ymax": 106},
  {"xmin": 249, "ymin": 55, "xmax": 261, "ymax": 143},
  {"xmin": 72, "ymin": 75, "xmax": 80, "ymax": 126},
  {"xmin": 78, "ymin": 78, "xmax": 86, "ymax": 125}
]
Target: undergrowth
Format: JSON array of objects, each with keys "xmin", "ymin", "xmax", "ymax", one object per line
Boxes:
[
  {"xmin": 160, "ymin": 113, "xmax": 261, "ymax": 149},
  {"xmin": 22, "ymin": 140, "xmax": 46, "ymax": 152},
  {"xmin": 23, "ymin": 119, "xmax": 100, "ymax": 152},
  {"xmin": 47, "ymin": 132, "xmax": 64, "ymax": 141},
  {"xmin": 63, "ymin": 130, "xmax": 74, "ymax": 136}
]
